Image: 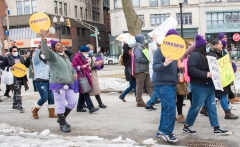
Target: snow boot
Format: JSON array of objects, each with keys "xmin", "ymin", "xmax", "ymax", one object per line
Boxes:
[
  {"xmin": 57, "ymin": 107, "xmax": 72, "ymax": 127},
  {"xmin": 48, "ymin": 105, "xmax": 58, "ymax": 118},
  {"xmin": 31, "ymin": 103, "xmax": 41, "ymax": 119},
  {"xmin": 57, "ymin": 114, "xmax": 71, "ymax": 133},
  {"xmin": 224, "ymin": 110, "xmax": 238, "ymax": 119}
]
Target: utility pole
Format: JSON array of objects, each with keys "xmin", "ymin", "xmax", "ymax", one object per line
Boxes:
[{"xmin": 6, "ymin": 8, "xmax": 10, "ymax": 50}]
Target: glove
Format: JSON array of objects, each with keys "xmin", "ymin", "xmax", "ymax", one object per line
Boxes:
[{"xmin": 91, "ymin": 65, "xmax": 98, "ymax": 70}]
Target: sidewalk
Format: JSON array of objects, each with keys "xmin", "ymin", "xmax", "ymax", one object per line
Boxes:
[{"xmin": 0, "ymin": 92, "xmax": 240, "ymax": 146}]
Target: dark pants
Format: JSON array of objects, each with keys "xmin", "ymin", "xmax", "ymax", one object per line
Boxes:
[
  {"xmin": 13, "ymin": 79, "xmax": 22, "ymax": 107},
  {"xmin": 77, "ymin": 93, "xmax": 94, "ymax": 110},
  {"xmin": 176, "ymin": 95, "xmax": 184, "ymax": 115},
  {"xmin": 33, "ymin": 80, "xmax": 37, "ymax": 91},
  {"xmin": 4, "ymin": 85, "xmax": 11, "ymax": 96}
]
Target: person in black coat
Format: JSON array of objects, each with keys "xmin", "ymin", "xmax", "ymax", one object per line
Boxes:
[
  {"xmin": 119, "ymin": 43, "xmax": 136, "ymax": 102},
  {"xmin": 0, "ymin": 46, "xmax": 30, "ymax": 112},
  {"xmin": 63, "ymin": 45, "xmax": 74, "ymax": 62},
  {"xmin": 200, "ymin": 40, "xmax": 237, "ymax": 119}
]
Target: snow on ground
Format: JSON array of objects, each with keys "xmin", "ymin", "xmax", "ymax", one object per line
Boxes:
[
  {"xmin": 0, "ymin": 123, "xmax": 158, "ymax": 147},
  {"xmin": 98, "ymin": 78, "xmax": 129, "ymax": 91}
]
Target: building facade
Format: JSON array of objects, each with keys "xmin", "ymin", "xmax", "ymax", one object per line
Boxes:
[
  {"xmin": 0, "ymin": 0, "xmax": 110, "ymax": 54},
  {"xmin": 109, "ymin": 0, "xmax": 240, "ymax": 52}
]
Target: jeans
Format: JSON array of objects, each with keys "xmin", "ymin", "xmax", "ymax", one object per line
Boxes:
[
  {"xmin": 185, "ymin": 83, "xmax": 219, "ymax": 127},
  {"xmin": 35, "ymin": 81, "xmax": 54, "ymax": 106},
  {"xmin": 146, "ymin": 89, "xmax": 158, "ymax": 106},
  {"xmin": 120, "ymin": 79, "xmax": 136, "ymax": 99},
  {"xmin": 154, "ymin": 85, "xmax": 176, "ymax": 135},
  {"xmin": 217, "ymin": 94, "xmax": 229, "ymax": 110}
]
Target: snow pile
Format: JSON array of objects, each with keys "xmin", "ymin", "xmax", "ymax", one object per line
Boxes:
[
  {"xmin": 142, "ymin": 138, "xmax": 157, "ymax": 145},
  {"xmin": 0, "ymin": 123, "xmax": 145, "ymax": 147},
  {"xmin": 98, "ymin": 78, "xmax": 129, "ymax": 91},
  {"xmin": 0, "ymin": 123, "xmax": 30, "ymax": 133}
]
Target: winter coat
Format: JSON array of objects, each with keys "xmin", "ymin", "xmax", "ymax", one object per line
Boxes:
[
  {"xmin": 72, "ymin": 52, "xmax": 93, "ymax": 93},
  {"xmin": 88, "ymin": 55, "xmax": 101, "ymax": 96},
  {"xmin": 64, "ymin": 49, "xmax": 74, "ymax": 61},
  {"xmin": 148, "ymin": 41, "xmax": 157, "ymax": 79},
  {"xmin": 0, "ymin": 54, "xmax": 31, "ymax": 91},
  {"xmin": 41, "ymin": 39, "xmax": 76, "ymax": 84},
  {"xmin": 208, "ymin": 45, "xmax": 230, "ymax": 95},
  {"xmin": 133, "ymin": 34, "xmax": 149, "ymax": 74},
  {"xmin": 122, "ymin": 43, "xmax": 135, "ymax": 81},
  {"xmin": 32, "ymin": 49, "xmax": 50, "ymax": 81}
]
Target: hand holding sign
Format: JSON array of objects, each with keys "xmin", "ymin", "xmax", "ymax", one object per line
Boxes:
[
  {"xmin": 11, "ymin": 63, "xmax": 27, "ymax": 78},
  {"xmin": 161, "ymin": 35, "xmax": 186, "ymax": 60},
  {"xmin": 29, "ymin": 12, "xmax": 51, "ymax": 33},
  {"xmin": 164, "ymin": 56, "xmax": 172, "ymax": 66},
  {"xmin": 39, "ymin": 29, "xmax": 50, "ymax": 40}
]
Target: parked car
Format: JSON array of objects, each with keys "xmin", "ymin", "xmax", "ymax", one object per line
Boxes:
[{"xmin": 103, "ymin": 56, "xmax": 119, "ymax": 65}]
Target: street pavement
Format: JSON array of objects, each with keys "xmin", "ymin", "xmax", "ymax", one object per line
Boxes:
[{"xmin": 0, "ymin": 65, "xmax": 240, "ymax": 146}]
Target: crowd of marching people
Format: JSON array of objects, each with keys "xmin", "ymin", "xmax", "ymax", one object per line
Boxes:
[{"xmin": 0, "ymin": 27, "xmax": 239, "ymax": 143}]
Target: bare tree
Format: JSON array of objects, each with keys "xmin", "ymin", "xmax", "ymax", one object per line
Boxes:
[{"xmin": 121, "ymin": 0, "xmax": 143, "ymax": 36}]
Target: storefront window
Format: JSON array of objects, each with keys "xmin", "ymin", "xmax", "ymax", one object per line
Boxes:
[{"xmin": 207, "ymin": 12, "xmax": 240, "ymax": 24}]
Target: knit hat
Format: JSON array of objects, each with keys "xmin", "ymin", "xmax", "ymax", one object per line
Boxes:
[
  {"xmin": 79, "ymin": 46, "xmax": 90, "ymax": 52},
  {"xmin": 218, "ymin": 33, "xmax": 226, "ymax": 40},
  {"xmin": 195, "ymin": 34, "xmax": 207, "ymax": 48},
  {"xmin": 165, "ymin": 29, "xmax": 178, "ymax": 37},
  {"xmin": 50, "ymin": 40, "xmax": 60, "ymax": 49},
  {"xmin": 221, "ymin": 40, "xmax": 227, "ymax": 49}
]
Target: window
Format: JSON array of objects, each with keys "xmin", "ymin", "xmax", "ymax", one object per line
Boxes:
[
  {"xmin": 82, "ymin": 28, "xmax": 85, "ymax": 36},
  {"xmin": 150, "ymin": 0, "xmax": 158, "ymax": 6},
  {"xmin": 107, "ymin": 22, "xmax": 109, "ymax": 29},
  {"xmin": 16, "ymin": 1, "xmax": 22, "ymax": 15},
  {"xmin": 114, "ymin": 0, "xmax": 118, "ymax": 9},
  {"xmin": 183, "ymin": 0, "xmax": 188, "ymax": 4},
  {"xmin": 59, "ymin": 2, "xmax": 62, "ymax": 15},
  {"xmin": 206, "ymin": 13, "xmax": 224, "ymax": 24},
  {"xmin": 92, "ymin": 11, "xmax": 96, "ymax": 21},
  {"xmin": 85, "ymin": 9, "xmax": 88, "ymax": 19},
  {"xmin": 31, "ymin": 0, "xmax": 37, "ymax": 13},
  {"xmin": 24, "ymin": 0, "xmax": 30, "ymax": 14},
  {"xmin": 54, "ymin": 1, "xmax": 58, "ymax": 14},
  {"xmin": 138, "ymin": 15, "xmax": 145, "ymax": 27},
  {"xmin": 206, "ymin": 0, "xmax": 221, "ymax": 2},
  {"xmin": 176, "ymin": 13, "xmax": 192, "ymax": 25},
  {"xmin": 77, "ymin": 28, "xmax": 81, "ymax": 36},
  {"xmin": 132, "ymin": 0, "xmax": 140, "ymax": 7},
  {"xmin": 64, "ymin": 3, "xmax": 67, "ymax": 16},
  {"xmin": 80, "ymin": 7, "xmax": 83, "ymax": 19},
  {"xmin": 62, "ymin": 26, "xmax": 66, "ymax": 35},
  {"xmin": 150, "ymin": 14, "xmax": 170, "ymax": 26},
  {"xmin": 161, "ymin": 0, "xmax": 169, "ymax": 5},
  {"xmin": 67, "ymin": 27, "xmax": 71, "ymax": 35},
  {"xmin": 75, "ymin": 6, "xmax": 77, "ymax": 17},
  {"xmin": 228, "ymin": 0, "xmax": 240, "ymax": 1}
]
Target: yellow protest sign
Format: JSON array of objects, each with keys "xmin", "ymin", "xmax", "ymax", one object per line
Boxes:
[
  {"xmin": 161, "ymin": 35, "xmax": 186, "ymax": 60},
  {"xmin": 218, "ymin": 54, "xmax": 235, "ymax": 87},
  {"xmin": 142, "ymin": 49, "xmax": 150, "ymax": 62},
  {"xmin": 29, "ymin": 12, "xmax": 51, "ymax": 33},
  {"xmin": 12, "ymin": 64, "xmax": 27, "ymax": 78}
]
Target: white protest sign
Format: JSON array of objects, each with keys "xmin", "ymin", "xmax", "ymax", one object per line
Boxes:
[
  {"xmin": 148, "ymin": 16, "xmax": 178, "ymax": 45},
  {"xmin": 206, "ymin": 56, "xmax": 223, "ymax": 91},
  {"xmin": 116, "ymin": 33, "xmax": 136, "ymax": 47}
]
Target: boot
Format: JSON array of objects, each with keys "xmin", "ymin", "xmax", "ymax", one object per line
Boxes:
[
  {"xmin": 137, "ymin": 101, "xmax": 146, "ymax": 107},
  {"xmin": 200, "ymin": 106, "xmax": 208, "ymax": 116},
  {"xmin": 230, "ymin": 98, "xmax": 240, "ymax": 104},
  {"xmin": 31, "ymin": 103, "xmax": 41, "ymax": 119},
  {"xmin": 95, "ymin": 95, "xmax": 107, "ymax": 108},
  {"xmin": 57, "ymin": 107, "xmax": 72, "ymax": 127},
  {"xmin": 57, "ymin": 114, "xmax": 71, "ymax": 133},
  {"xmin": 176, "ymin": 114, "xmax": 185, "ymax": 123},
  {"xmin": 48, "ymin": 105, "xmax": 58, "ymax": 118},
  {"xmin": 224, "ymin": 110, "xmax": 238, "ymax": 119}
]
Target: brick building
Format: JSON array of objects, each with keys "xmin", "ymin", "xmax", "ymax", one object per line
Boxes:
[{"xmin": 0, "ymin": 0, "xmax": 110, "ymax": 55}]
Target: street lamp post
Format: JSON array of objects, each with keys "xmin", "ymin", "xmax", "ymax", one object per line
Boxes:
[
  {"xmin": 53, "ymin": 16, "xmax": 64, "ymax": 41},
  {"xmin": 179, "ymin": 0, "xmax": 185, "ymax": 38}
]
